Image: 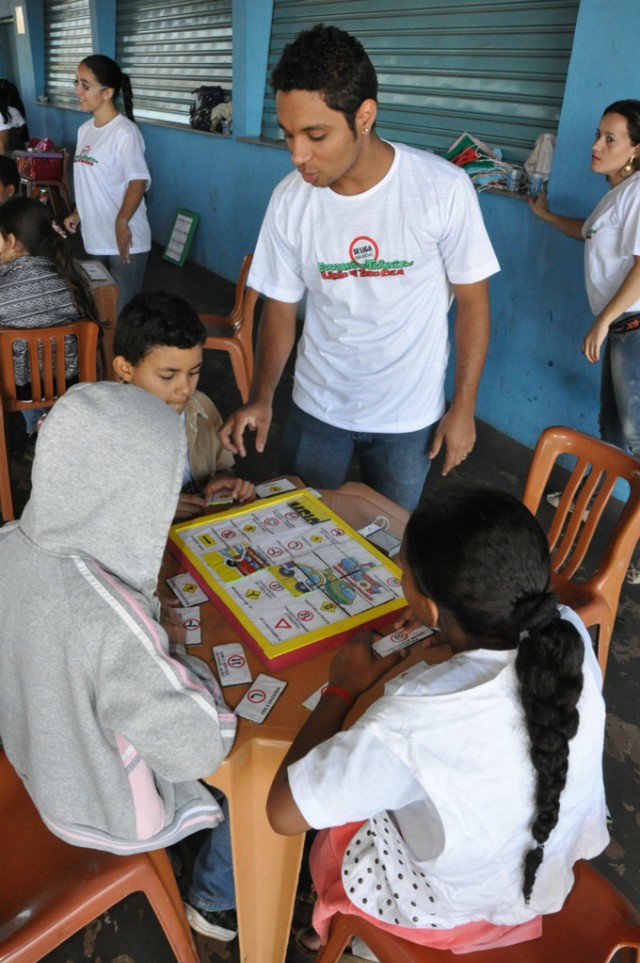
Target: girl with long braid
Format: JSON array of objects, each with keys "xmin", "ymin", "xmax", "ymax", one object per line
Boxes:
[
  {"xmin": 0, "ymin": 196, "xmax": 97, "ymax": 433},
  {"xmin": 268, "ymin": 488, "xmax": 608, "ymax": 958},
  {"xmin": 64, "ymin": 55, "xmax": 151, "ymax": 312}
]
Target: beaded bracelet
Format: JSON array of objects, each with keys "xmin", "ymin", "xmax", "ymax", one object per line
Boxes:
[{"xmin": 321, "ymin": 686, "xmax": 355, "ymax": 709}]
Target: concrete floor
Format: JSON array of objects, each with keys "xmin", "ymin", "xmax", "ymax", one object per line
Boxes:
[{"xmin": 5, "ymin": 247, "xmax": 638, "ymax": 962}]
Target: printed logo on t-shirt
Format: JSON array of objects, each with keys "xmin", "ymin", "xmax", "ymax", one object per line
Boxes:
[
  {"xmin": 74, "ymin": 144, "xmax": 99, "ymax": 166},
  {"xmin": 317, "ymin": 235, "xmax": 414, "ymax": 281},
  {"xmin": 585, "ymin": 228, "xmax": 597, "ymax": 240}
]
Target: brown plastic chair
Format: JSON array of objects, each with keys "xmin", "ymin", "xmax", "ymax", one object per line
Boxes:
[
  {"xmin": 0, "ymin": 750, "xmax": 200, "ymax": 963},
  {"xmin": 199, "ymin": 253, "xmax": 259, "ymax": 403},
  {"xmin": 315, "ymin": 860, "xmax": 640, "ymax": 963},
  {"xmin": 0, "ymin": 319, "xmax": 99, "ymax": 521},
  {"xmin": 521, "ymin": 426, "xmax": 640, "ymax": 677}
]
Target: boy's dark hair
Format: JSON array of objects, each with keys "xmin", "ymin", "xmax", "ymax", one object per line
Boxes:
[
  {"xmin": 271, "ymin": 24, "xmax": 377, "ymax": 133},
  {"xmin": 114, "ymin": 291, "xmax": 206, "ymax": 365},
  {"xmin": 404, "ymin": 487, "xmax": 584, "ymax": 905},
  {"xmin": 0, "ymin": 155, "xmax": 19, "ymax": 191}
]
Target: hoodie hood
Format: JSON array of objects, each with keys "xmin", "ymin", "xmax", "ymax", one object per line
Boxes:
[{"xmin": 20, "ymin": 382, "xmax": 186, "ymax": 597}]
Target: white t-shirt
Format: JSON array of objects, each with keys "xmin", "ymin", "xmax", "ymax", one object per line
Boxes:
[
  {"xmin": 582, "ymin": 172, "xmax": 640, "ymax": 315},
  {"xmin": 289, "ymin": 606, "xmax": 608, "ymax": 929},
  {"xmin": 249, "ymin": 143, "xmax": 499, "ymax": 433},
  {"xmin": 73, "ymin": 113, "xmax": 151, "ymax": 255},
  {"xmin": 0, "ymin": 106, "xmax": 24, "ymax": 131}
]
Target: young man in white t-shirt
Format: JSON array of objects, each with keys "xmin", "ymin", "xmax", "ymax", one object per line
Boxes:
[{"xmin": 220, "ymin": 25, "xmax": 499, "ymax": 510}]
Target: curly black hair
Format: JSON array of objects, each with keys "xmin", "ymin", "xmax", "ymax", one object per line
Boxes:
[
  {"xmin": 271, "ymin": 24, "xmax": 377, "ymax": 133},
  {"xmin": 114, "ymin": 291, "xmax": 206, "ymax": 365}
]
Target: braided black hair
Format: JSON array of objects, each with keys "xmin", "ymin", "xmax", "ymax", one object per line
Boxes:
[
  {"xmin": 0, "ymin": 196, "xmax": 97, "ymax": 321},
  {"xmin": 80, "ymin": 55, "xmax": 136, "ymax": 123},
  {"xmin": 403, "ymin": 487, "xmax": 584, "ymax": 903}
]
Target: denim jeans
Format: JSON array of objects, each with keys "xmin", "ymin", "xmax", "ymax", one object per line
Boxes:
[
  {"xmin": 280, "ymin": 403, "xmax": 437, "ymax": 511},
  {"xmin": 599, "ymin": 327, "xmax": 640, "ymax": 457},
  {"xmin": 22, "ymin": 406, "xmax": 47, "ymax": 434},
  {"xmin": 188, "ymin": 794, "xmax": 235, "ymax": 912},
  {"xmin": 89, "ymin": 252, "xmax": 148, "ymax": 315}
]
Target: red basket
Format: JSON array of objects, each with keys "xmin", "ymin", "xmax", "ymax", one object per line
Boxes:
[{"xmin": 15, "ymin": 150, "xmax": 63, "ymax": 181}]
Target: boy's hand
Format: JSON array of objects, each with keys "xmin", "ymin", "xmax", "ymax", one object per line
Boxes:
[
  {"xmin": 174, "ymin": 492, "xmax": 206, "ymax": 521},
  {"xmin": 205, "ymin": 473, "xmax": 255, "ymax": 505},
  {"xmin": 328, "ymin": 630, "xmax": 403, "ymax": 698}
]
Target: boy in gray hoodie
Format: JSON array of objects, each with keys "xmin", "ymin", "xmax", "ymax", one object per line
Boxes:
[{"xmin": 0, "ymin": 381, "xmax": 239, "ymax": 941}]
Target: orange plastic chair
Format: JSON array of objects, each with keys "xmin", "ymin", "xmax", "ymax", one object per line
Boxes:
[
  {"xmin": 315, "ymin": 860, "xmax": 640, "ymax": 963},
  {"xmin": 0, "ymin": 319, "xmax": 99, "ymax": 521},
  {"xmin": 0, "ymin": 750, "xmax": 200, "ymax": 963},
  {"xmin": 521, "ymin": 426, "xmax": 640, "ymax": 677},
  {"xmin": 199, "ymin": 254, "xmax": 259, "ymax": 403}
]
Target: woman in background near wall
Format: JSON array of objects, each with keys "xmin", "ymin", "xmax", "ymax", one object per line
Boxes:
[
  {"xmin": 531, "ymin": 99, "xmax": 640, "ymax": 583},
  {"xmin": 0, "ymin": 84, "xmax": 27, "ymax": 154},
  {"xmin": 63, "ymin": 55, "xmax": 151, "ymax": 312}
]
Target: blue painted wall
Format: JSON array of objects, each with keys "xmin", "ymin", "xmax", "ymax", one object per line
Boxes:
[{"xmin": 2, "ymin": 0, "xmax": 637, "ymax": 450}]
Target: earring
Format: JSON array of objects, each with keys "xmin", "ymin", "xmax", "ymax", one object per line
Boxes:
[
  {"xmin": 621, "ymin": 154, "xmax": 637, "ymax": 177},
  {"xmin": 363, "ymin": 126, "xmax": 369, "ymax": 134}
]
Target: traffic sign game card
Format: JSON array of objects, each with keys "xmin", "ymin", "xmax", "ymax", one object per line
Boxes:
[
  {"xmin": 174, "ymin": 605, "xmax": 202, "ymax": 646},
  {"xmin": 234, "ymin": 674, "xmax": 287, "ymax": 723},
  {"xmin": 166, "ymin": 573, "xmax": 209, "ymax": 607},
  {"xmin": 212, "ymin": 642, "xmax": 253, "ymax": 686}
]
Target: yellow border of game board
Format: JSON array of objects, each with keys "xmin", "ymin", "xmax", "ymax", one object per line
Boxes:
[{"xmin": 168, "ymin": 489, "xmax": 405, "ymax": 666}]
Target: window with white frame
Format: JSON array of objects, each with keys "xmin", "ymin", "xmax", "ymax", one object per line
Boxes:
[
  {"xmin": 116, "ymin": 0, "xmax": 232, "ymax": 125},
  {"xmin": 44, "ymin": 0, "xmax": 92, "ymax": 107},
  {"xmin": 261, "ymin": 0, "xmax": 580, "ymax": 164}
]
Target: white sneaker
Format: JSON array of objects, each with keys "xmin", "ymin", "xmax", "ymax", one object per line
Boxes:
[
  {"xmin": 545, "ymin": 491, "xmax": 590, "ymax": 523},
  {"xmin": 626, "ymin": 564, "xmax": 640, "ymax": 585},
  {"xmin": 183, "ymin": 903, "xmax": 237, "ymax": 941},
  {"xmin": 351, "ymin": 936, "xmax": 380, "ymax": 961}
]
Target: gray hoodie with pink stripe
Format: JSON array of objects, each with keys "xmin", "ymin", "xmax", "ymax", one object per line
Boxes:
[{"xmin": 0, "ymin": 382, "xmax": 237, "ymax": 853}]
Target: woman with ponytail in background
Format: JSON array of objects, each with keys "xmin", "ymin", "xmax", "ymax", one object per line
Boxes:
[
  {"xmin": 0, "ymin": 196, "xmax": 97, "ymax": 434},
  {"xmin": 64, "ymin": 55, "xmax": 151, "ymax": 311},
  {"xmin": 267, "ymin": 488, "xmax": 608, "ymax": 959}
]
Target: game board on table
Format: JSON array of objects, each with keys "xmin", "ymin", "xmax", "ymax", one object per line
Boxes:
[{"xmin": 168, "ymin": 489, "xmax": 406, "ymax": 668}]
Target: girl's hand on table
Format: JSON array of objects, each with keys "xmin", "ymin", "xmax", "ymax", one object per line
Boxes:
[
  {"xmin": 393, "ymin": 607, "xmax": 440, "ymax": 649},
  {"xmin": 328, "ymin": 630, "xmax": 402, "ymax": 698}
]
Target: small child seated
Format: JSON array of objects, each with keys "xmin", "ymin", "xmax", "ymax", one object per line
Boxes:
[{"xmin": 113, "ymin": 291, "xmax": 254, "ymax": 519}]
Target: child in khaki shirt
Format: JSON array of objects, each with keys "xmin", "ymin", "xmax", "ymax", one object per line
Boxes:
[{"xmin": 113, "ymin": 290, "xmax": 254, "ymax": 519}]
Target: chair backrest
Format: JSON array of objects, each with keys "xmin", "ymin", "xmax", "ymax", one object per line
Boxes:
[
  {"xmin": 228, "ymin": 253, "xmax": 253, "ymax": 327},
  {"xmin": 522, "ymin": 426, "xmax": 640, "ymax": 598},
  {"xmin": 0, "ymin": 319, "xmax": 99, "ymax": 411}
]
